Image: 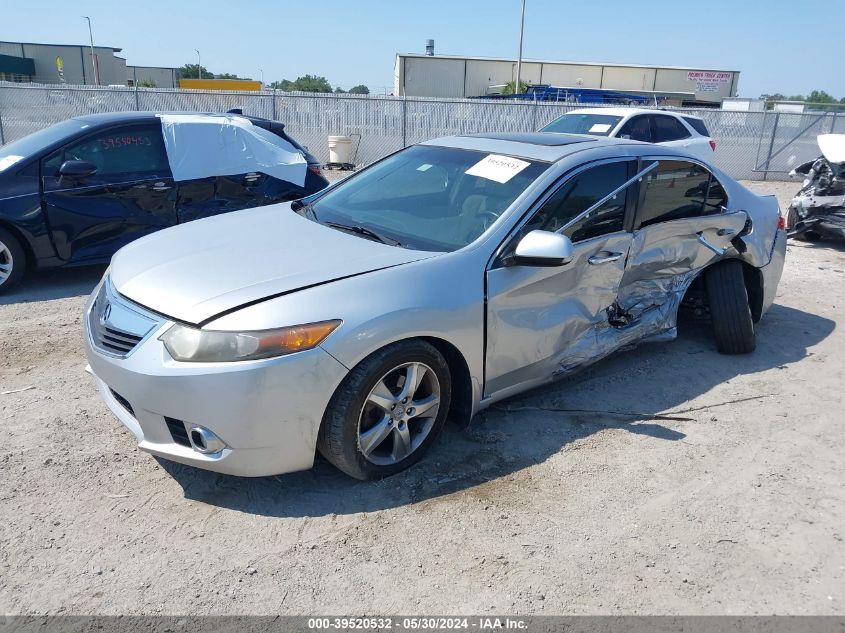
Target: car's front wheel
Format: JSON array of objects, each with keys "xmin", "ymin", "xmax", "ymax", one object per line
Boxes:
[
  {"xmin": 0, "ymin": 227, "xmax": 25, "ymax": 295},
  {"xmin": 318, "ymin": 340, "xmax": 452, "ymax": 480},
  {"xmin": 704, "ymin": 260, "xmax": 755, "ymax": 354}
]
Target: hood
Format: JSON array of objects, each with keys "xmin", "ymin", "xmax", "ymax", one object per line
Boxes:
[
  {"xmin": 818, "ymin": 134, "xmax": 845, "ymax": 165},
  {"xmin": 110, "ymin": 203, "xmax": 437, "ymax": 324}
]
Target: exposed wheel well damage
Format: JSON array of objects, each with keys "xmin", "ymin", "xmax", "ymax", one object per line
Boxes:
[{"xmin": 681, "ymin": 259, "xmax": 764, "ymax": 323}]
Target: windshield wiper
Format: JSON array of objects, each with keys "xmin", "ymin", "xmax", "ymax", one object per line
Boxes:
[{"xmin": 324, "ymin": 221, "xmax": 402, "ymax": 247}]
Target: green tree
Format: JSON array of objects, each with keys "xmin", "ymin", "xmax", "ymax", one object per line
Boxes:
[
  {"xmin": 270, "ymin": 79, "xmax": 294, "ymax": 90},
  {"xmin": 178, "ymin": 63, "xmax": 213, "ymax": 79},
  {"xmin": 282, "ymin": 75, "xmax": 333, "ymax": 93},
  {"xmin": 348, "ymin": 84, "xmax": 370, "ymax": 95},
  {"xmin": 136, "ymin": 78, "xmax": 156, "ymax": 88},
  {"xmin": 216, "ymin": 72, "xmax": 251, "ymax": 80},
  {"xmin": 502, "ymin": 80, "xmax": 529, "ymax": 95},
  {"xmin": 807, "ymin": 90, "xmax": 835, "ymax": 104},
  {"xmin": 334, "ymin": 86, "xmax": 347, "ymax": 93},
  {"xmin": 787, "ymin": 94, "xmax": 805, "ymax": 102}
]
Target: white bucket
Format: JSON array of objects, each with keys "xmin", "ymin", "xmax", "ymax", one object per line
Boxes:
[{"xmin": 328, "ymin": 135, "xmax": 353, "ymax": 164}]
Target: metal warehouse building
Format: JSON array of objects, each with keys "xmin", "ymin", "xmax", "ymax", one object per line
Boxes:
[
  {"xmin": 394, "ymin": 53, "xmax": 739, "ymax": 105},
  {"xmin": 0, "ymin": 41, "xmax": 178, "ymax": 88}
]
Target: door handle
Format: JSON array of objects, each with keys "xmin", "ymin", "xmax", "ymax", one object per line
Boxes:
[
  {"xmin": 588, "ymin": 251, "xmax": 623, "ymax": 265},
  {"xmin": 151, "ymin": 182, "xmax": 172, "ymax": 191}
]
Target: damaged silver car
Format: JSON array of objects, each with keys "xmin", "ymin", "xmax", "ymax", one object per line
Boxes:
[
  {"xmin": 84, "ymin": 132, "xmax": 786, "ymax": 480},
  {"xmin": 787, "ymin": 134, "xmax": 845, "ymax": 240}
]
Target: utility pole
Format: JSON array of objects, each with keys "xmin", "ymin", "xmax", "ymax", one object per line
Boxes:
[
  {"xmin": 514, "ymin": 0, "xmax": 526, "ymax": 95},
  {"xmin": 82, "ymin": 16, "xmax": 99, "ymax": 85},
  {"xmin": 259, "ymin": 68, "xmax": 264, "ymax": 86},
  {"xmin": 194, "ymin": 49, "xmax": 202, "ymax": 79}
]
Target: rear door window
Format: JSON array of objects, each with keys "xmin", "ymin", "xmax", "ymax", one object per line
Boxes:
[
  {"xmin": 682, "ymin": 117, "xmax": 710, "ymax": 137},
  {"xmin": 652, "ymin": 115, "xmax": 691, "ymax": 142},
  {"xmin": 617, "ymin": 115, "xmax": 653, "ymax": 143},
  {"xmin": 636, "ymin": 160, "xmax": 721, "ymax": 227}
]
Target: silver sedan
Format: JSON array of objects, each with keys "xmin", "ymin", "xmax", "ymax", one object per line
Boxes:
[{"xmin": 84, "ymin": 133, "xmax": 786, "ymax": 480}]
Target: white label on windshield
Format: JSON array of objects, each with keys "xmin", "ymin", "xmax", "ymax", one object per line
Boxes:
[
  {"xmin": 417, "ymin": 163, "xmax": 433, "ymax": 172},
  {"xmin": 466, "ymin": 154, "xmax": 530, "ymax": 184},
  {"xmin": 589, "ymin": 123, "xmax": 612, "ymax": 133},
  {"xmin": 0, "ymin": 155, "xmax": 24, "ymax": 173}
]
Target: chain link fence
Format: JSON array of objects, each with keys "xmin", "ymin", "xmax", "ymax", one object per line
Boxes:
[{"xmin": 2, "ymin": 82, "xmax": 842, "ymax": 181}]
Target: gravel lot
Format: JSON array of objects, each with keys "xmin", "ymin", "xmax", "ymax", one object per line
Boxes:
[{"xmin": 1, "ymin": 181, "xmax": 843, "ymax": 615}]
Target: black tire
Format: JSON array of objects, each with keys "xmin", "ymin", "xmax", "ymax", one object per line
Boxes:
[
  {"xmin": 0, "ymin": 226, "xmax": 25, "ymax": 295},
  {"xmin": 787, "ymin": 206, "xmax": 821, "ymax": 242},
  {"xmin": 317, "ymin": 340, "xmax": 452, "ymax": 480},
  {"xmin": 704, "ymin": 260, "xmax": 756, "ymax": 355}
]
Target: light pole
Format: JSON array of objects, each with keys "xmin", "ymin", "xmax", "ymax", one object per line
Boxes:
[
  {"xmin": 194, "ymin": 49, "xmax": 202, "ymax": 80},
  {"xmin": 82, "ymin": 16, "xmax": 99, "ymax": 85},
  {"xmin": 259, "ymin": 68, "xmax": 264, "ymax": 86},
  {"xmin": 514, "ymin": 0, "xmax": 526, "ymax": 95}
]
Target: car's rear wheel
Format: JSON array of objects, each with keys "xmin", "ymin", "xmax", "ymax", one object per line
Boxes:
[
  {"xmin": 317, "ymin": 340, "xmax": 452, "ymax": 480},
  {"xmin": 0, "ymin": 227, "xmax": 25, "ymax": 295},
  {"xmin": 704, "ymin": 260, "xmax": 755, "ymax": 354}
]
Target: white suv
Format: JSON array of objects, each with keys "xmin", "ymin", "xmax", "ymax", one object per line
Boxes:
[{"xmin": 540, "ymin": 107, "xmax": 716, "ymax": 163}]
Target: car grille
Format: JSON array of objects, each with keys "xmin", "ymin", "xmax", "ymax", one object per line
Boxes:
[
  {"xmin": 165, "ymin": 417, "xmax": 191, "ymax": 447},
  {"xmin": 88, "ymin": 280, "xmax": 160, "ymax": 358}
]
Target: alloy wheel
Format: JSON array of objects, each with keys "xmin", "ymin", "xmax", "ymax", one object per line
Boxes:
[
  {"xmin": 357, "ymin": 362, "xmax": 441, "ymax": 465},
  {"xmin": 0, "ymin": 240, "xmax": 13, "ymax": 285}
]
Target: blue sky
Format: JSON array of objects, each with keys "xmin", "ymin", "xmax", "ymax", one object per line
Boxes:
[{"xmin": 5, "ymin": 0, "xmax": 844, "ymax": 98}]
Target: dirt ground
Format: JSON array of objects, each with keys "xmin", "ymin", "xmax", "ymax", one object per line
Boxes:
[{"xmin": 1, "ymin": 181, "xmax": 843, "ymax": 616}]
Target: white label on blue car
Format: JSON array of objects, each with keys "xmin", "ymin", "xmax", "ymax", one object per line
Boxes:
[
  {"xmin": 589, "ymin": 123, "xmax": 612, "ymax": 133},
  {"xmin": 466, "ymin": 154, "xmax": 530, "ymax": 184}
]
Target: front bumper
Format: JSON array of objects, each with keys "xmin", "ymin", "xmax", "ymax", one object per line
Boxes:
[{"xmin": 84, "ymin": 296, "xmax": 349, "ymax": 477}]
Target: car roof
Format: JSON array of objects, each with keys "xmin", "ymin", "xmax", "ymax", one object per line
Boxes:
[
  {"xmin": 564, "ymin": 107, "xmax": 704, "ymax": 120},
  {"xmin": 422, "ymin": 132, "xmax": 649, "ymax": 162},
  {"xmin": 71, "ymin": 111, "xmax": 268, "ymax": 125}
]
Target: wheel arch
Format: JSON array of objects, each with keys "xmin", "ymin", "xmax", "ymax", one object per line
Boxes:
[
  {"xmin": 419, "ymin": 336, "xmax": 474, "ymax": 427},
  {"xmin": 682, "ymin": 257, "xmax": 765, "ymax": 323},
  {"xmin": 0, "ymin": 220, "xmax": 35, "ymax": 270}
]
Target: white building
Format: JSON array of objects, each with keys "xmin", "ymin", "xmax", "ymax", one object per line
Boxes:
[{"xmin": 394, "ymin": 53, "xmax": 740, "ymax": 106}]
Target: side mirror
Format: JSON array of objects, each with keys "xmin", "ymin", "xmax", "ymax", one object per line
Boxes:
[
  {"xmin": 619, "ymin": 133, "xmax": 632, "ymax": 140},
  {"xmin": 512, "ymin": 230, "xmax": 574, "ymax": 267},
  {"xmin": 59, "ymin": 160, "xmax": 97, "ymax": 179}
]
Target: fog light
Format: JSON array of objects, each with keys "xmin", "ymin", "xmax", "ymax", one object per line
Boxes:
[{"xmin": 188, "ymin": 426, "xmax": 226, "ymax": 454}]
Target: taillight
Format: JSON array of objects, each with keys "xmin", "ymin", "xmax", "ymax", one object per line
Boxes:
[
  {"xmin": 709, "ymin": 139, "xmax": 717, "ymax": 151},
  {"xmin": 308, "ymin": 165, "xmax": 323, "ymax": 177},
  {"xmin": 777, "ymin": 213, "xmax": 786, "ymax": 231}
]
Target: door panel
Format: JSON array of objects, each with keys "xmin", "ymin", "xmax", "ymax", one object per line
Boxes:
[
  {"xmin": 43, "ymin": 178, "xmax": 176, "ymax": 262},
  {"xmin": 485, "ymin": 232, "xmax": 633, "ymax": 396},
  {"xmin": 618, "ymin": 212, "xmax": 748, "ymax": 315},
  {"xmin": 176, "ymin": 172, "xmax": 305, "ymax": 223},
  {"xmin": 41, "ymin": 123, "xmax": 176, "ymax": 263}
]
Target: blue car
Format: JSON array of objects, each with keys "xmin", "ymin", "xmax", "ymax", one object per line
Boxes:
[{"xmin": 0, "ymin": 111, "xmax": 329, "ymax": 293}]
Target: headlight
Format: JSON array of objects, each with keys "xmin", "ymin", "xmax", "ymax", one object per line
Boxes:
[{"xmin": 160, "ymin": 320, "xmax": 341, "ymax": 362}]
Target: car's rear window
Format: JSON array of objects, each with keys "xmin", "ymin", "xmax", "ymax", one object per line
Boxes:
[
  {"xmin": 682, "ymin": 117, "xmax": 710, "ymax": 137},
  {"xmin": 540, "ymin": 113, "xmax": 623, "ymax": 136}
]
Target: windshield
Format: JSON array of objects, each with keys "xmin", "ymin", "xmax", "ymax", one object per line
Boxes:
[
  {"xmin": 308, "ymin": 145, "xmax": 548, "ymax": 252},
  {"xmin": 0, "ymin": 119, "xmax": 92, "ymax": 172},
  {"xmin": 541, "ymin": 113, "xmax": 623, "ymax": 136}
]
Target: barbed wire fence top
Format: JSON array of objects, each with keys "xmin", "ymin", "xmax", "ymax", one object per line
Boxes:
[{"xmin": 1, "ymin": 81, "xmax": 840, "ymax": 181}]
